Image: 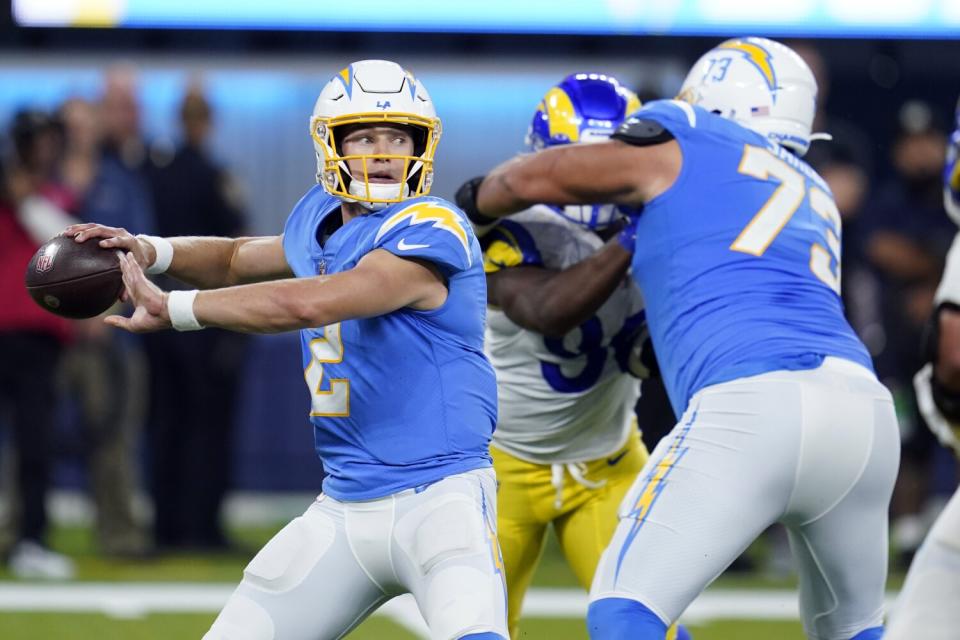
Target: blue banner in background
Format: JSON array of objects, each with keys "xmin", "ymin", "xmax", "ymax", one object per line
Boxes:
[{"xmin": 12, "ymin": 0, "xmax": 960, "ymax": 38}]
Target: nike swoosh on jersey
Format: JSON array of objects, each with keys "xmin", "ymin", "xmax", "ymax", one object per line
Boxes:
[
  {"xmin": 607, "ymin": 450, "xmax": 629, "ymax": 466},
  {"xmin": 397, "ymin": 238, "xmax": 431, "ymax": 251}
]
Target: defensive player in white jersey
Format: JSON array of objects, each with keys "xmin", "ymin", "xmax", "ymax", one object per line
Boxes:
[
  {"xmin": 482, "ymin": 73, "xmax": 688, "ymax": 640},
  {"xmin": 68, "ymin": 60, "xmax": 508, "ymax": 640},
  {"xmin": 458, "ymin": 38, "xmax": 898, "ymax": 640},
  {"xmin": 886, "ymin": 109, "xmax": 960, "ymax": 640}
]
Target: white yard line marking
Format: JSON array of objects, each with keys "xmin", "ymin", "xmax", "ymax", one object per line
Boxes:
[
  {"xmin": 0, "ymin": 583, "xmax": 900, "ymax": 632},
  {"xmin": 521, "ymin": 589, "xmax": 900, "ymax": 623}
]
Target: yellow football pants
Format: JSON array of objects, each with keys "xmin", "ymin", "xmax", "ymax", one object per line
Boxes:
[{"xmin": 492, "ymin": 429, "xmax": 680, "ymax": 639}]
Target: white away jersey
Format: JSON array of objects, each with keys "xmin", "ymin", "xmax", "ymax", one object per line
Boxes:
[
  {"xmin": 937, "ymin": 233, "xmax": 960, "ymax": 306},
  {"xmin": 915, "ymin": 232, "xmax": 960, "ymax": 456},
  {"xmin": 483, "ymin": 205, "xmax": 647, "ymax": 464}
]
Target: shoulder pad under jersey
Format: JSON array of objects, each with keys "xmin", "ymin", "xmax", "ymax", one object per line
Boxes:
[{"xmin": 611, "ymin": 118, "xmax": 675, "ymax": 147}]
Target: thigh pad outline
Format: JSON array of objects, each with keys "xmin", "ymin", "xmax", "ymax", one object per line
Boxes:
[
  {"xmin": 395, "ymin": 494, "xmax": 487, "ymax": 575},
  {"xmin": 243, "ymin": 509, "xmax": 337, "ymax": 593}
]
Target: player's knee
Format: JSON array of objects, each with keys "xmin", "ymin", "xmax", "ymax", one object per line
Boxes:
[
  {"xmin": 587, "ymin": 597, "xmax": 668, "ymax": 640},
  {"xmin": 847, "ymin": 627, "xmax": 882, "ymax": 640},
  {"xmin": 204, "ymin": 594, "xmax": 275, "ymax": 640}
]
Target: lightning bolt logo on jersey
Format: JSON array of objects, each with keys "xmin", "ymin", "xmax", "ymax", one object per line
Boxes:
[
  {"xmin": 623, "ymin": 100, "xmax": 873, "ymax": 415},
  {"xmin": 483, "ymin": 207, "xmax": 647, "ymax": 463},
  {"xmin": 376, "ymin": 201, "xmax": 473, "ymax": 265},
  {"xmin": 283, "ymin": 187, "xmax": 497, "ymax": 500}
]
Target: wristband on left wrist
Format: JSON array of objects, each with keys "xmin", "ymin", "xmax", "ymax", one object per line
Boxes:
[{"xmin": 167, "ymin": 290, "xmax": 204, "ymax": 331}]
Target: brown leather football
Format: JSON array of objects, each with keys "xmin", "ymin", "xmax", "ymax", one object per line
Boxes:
[{"xmin": 24, "ymin": 235, "xmax": 123, "ymax": 319}]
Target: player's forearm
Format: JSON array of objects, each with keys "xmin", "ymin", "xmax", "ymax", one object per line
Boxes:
[
  {"xmin": 477, "ymin": 143, "xmax": 644, "ymax": 218},
  {"xmin": 478, "ymin": 152, "xmax": 588, "ymax": 218},
  {"xmin": 503, "ymin": 240, "xmax": 632, "ymax": 337},
  {"xmin": 166, "ymin": 236, "xmax": 258, "ymax": 289},
  {"xmin": 192, "ymin": 276, "xmax": 344, "ymax": 334},
  {"xmin": 189, "ymin": 260, "xmax": 423, "ymax": 334},
  {"xmin": 477, "ymin": 157, "xmax": 537, "ymax": 218}
]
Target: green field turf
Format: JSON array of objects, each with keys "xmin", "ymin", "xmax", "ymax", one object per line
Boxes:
[
  {"xmin": 0, "ymin": 523, "xmax": 896, "ymax": 639},
  {"xmin": 0, "ymin": 612, "xmax": 810, "ymax": 640},
  {"xmin": 0, "ymin": 523, "xmax": 812, "ymax": 588}
]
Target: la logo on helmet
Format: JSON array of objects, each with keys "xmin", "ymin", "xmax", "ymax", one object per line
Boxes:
[{"xmin": 376, "ymin": 100, "xmax": 391, "ymax": 110}]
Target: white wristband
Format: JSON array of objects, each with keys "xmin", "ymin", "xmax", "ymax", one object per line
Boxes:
[
  {"xmin": 167, "ymin": 290, "xmax": 204, "ymax": 331},
  {"xmin": 138, "ymin": 234, "xmax": 174, "ymax": 275}
]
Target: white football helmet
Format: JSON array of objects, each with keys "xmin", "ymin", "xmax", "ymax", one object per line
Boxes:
[
  {"xmin": 310, "ymin": 60, "xmax": 441, "ymax": 210},
  {"xmin": 678, "ymin": 37, "xmax": 828, "ymax": 156}
]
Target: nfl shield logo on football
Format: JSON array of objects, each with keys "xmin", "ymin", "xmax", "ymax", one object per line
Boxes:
[{"xmin": 35, "ymin": 244, "xmax": 59, "ymax": 273}]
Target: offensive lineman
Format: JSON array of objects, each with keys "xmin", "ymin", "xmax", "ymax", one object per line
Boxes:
[
  {"xmin": 886, "ymin": 106, "xmax": 960, "ymax": 640},
  {"xmin": 69, "ymin": 60, "xmax": 508, "ymax": 640},
  {"xmin": 458, "ymin": 38, "xmax": 898, "ymax": 640},
  {"xmin": 483, "ymin": 73, "xmax": 687, "ymax": 640}
]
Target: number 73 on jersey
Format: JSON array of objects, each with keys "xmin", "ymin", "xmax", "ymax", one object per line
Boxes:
[{"xmin": 730, "ymin": 144, "xmax": 842, "ymax": 294}]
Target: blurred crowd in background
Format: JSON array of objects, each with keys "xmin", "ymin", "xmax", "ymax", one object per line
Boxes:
[
  {"xmin": 0, "ymin": 39, "xmax": 958, "ymax": 580},
  {"xmin": 0, "ymin": 67, "xmax": 248, "ymax": 577}
]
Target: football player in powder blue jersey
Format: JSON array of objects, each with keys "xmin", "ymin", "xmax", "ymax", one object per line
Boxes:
[
  {"xmin": 69, "ymin": 60, "xmax": 507, "ymax": 640},
  {"xmin": 458, "ymin": 38, "xmax": 898, "ymax": 640}
]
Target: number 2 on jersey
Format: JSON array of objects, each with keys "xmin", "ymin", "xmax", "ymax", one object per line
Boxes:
[
  {"xmin": 304, "ymin": 323, "xmax": 350, "ymax": 417},
  {"xmin": 730, "ymin": 145, "xmax": 842, "ymax": 294}
]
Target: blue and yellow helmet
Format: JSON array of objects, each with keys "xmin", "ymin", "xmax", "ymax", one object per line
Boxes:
[
  {"xmin": 945, "ymin": 96, "xmax": 960, "ymax": 225},
  {"xmin": 527, "ymin": 73, "xmax": 641, "ymax": 230},
  {"xmin": 526, "ymin": 73, "xmax": 641, "ymax": 151}
]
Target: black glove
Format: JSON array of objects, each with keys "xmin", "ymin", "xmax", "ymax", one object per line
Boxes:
[{"xmin": 454, "ymin": 176, "xmax": 498, "ymax": 227}]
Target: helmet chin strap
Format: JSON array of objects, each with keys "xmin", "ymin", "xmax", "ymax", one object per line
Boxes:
[{"xmin": 345, "ymin": 180, "xmax": 410, "ymax": 212}]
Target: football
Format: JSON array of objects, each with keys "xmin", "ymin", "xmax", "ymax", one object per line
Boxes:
[{"xmin": 24, "ymin": 234, "xmax": 123, "ymax": 319}]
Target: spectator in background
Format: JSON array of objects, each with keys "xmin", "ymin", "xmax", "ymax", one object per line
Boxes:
[
  {"xmin": 59, "ymin": 97, "xmax": 100, "ymax": 201},
  {"xmin": 863, "ymin": 100, "xmax": 956, "ymax": 565},
  {"xmin": 0, "ymin": 119, "xmax": 75, "ymax": 579},
  {"xmin": 57, "ymin": 96, "xmax": 151, "ymax": 557},
  {"xmin": 85, "ymin": 66, "xmax": 155, "ymax": 234},
  {"xmin": 144, "ymin": 86, "xmax": 248, "ymax": 551},
  {"xmin": 791, "ymin": 42, "xmax": 882, "ymax": 352}
]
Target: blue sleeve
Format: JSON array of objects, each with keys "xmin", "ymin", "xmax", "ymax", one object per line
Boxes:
[
  {"xmin": 481, "ymin": 219, "xmax": 543, "ymax": 274},
  {"xmin": 635, "ymin": 100, "xmax": 699, "ymax": 133},
  {"xmin": 282, "ymin": 186, "xmax": 331, "ymax": 277},
  {"xmin": 373, "ymin": 199, "xmax": 476, "ymax": 276}
]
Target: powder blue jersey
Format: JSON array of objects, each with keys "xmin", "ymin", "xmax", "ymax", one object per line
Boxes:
[
  {"xmin": 283, "ymin": 187, "xmax": 497, "ymax": 500},
  {"xmin": 628, "ymin": 100, "xmax": 873, "ymax": 415}
]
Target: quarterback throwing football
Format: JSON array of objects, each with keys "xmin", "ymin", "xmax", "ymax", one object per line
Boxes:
[{"xmin": 70, "ymin": 60, "xmax": 508, "ymax": 640}]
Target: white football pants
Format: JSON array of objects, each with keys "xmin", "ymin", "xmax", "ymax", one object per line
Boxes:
[
  {"xmin": 591, "ymin": 357, "xmax": 900, "ymax": 640},
  {"xmin": 204, "ymin": 467, "xmax": 508, "ymax": 640},
  {"xmin": 886, "ymin": 486, "xmax": 960, "ymax": 640}
]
